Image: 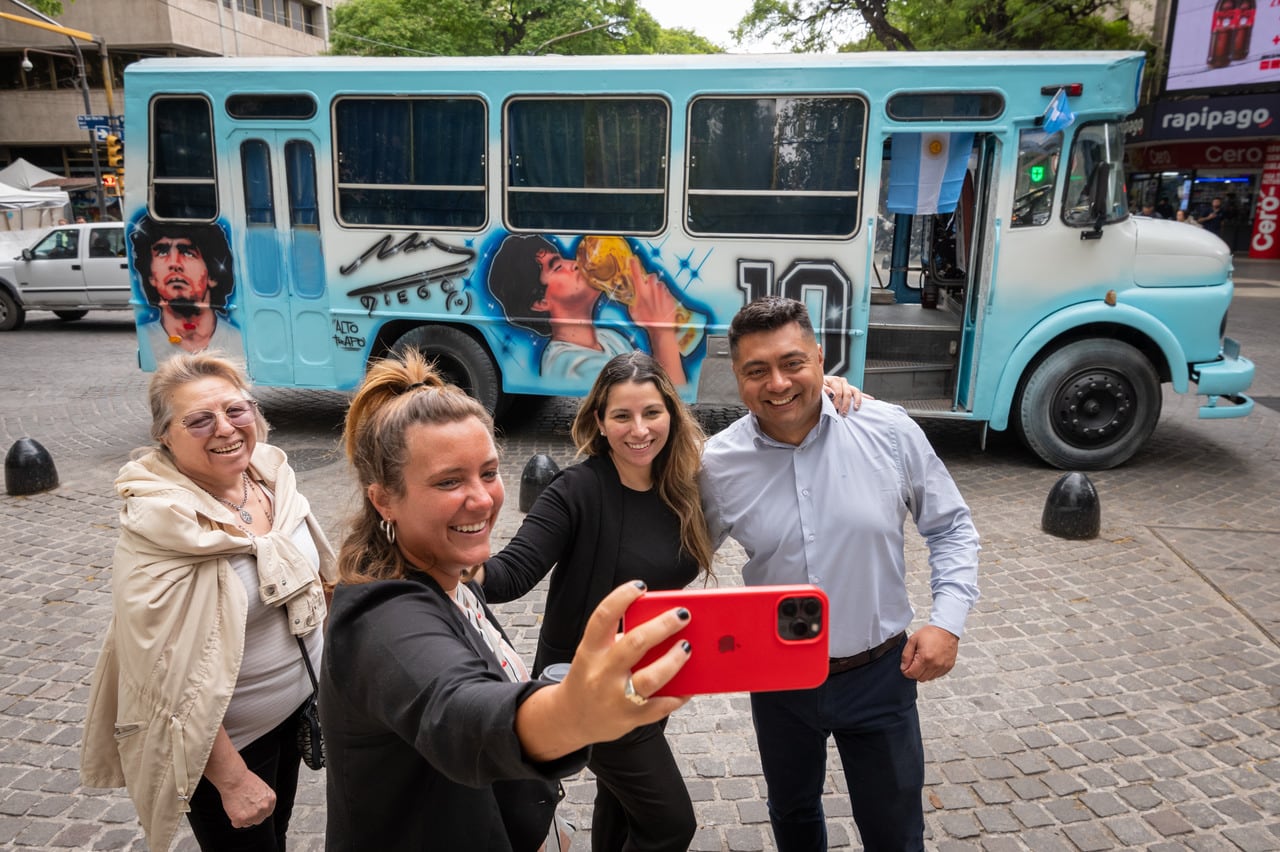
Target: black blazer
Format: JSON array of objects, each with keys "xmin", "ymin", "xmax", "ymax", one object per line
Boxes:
[{"xmin": 319, "ymin": 569, "xmax": 586, "ymax": 851}]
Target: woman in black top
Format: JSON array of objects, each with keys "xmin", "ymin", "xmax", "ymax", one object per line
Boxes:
[
  {"xmin": 484, "ymin": 351, "xmax": 713, "ymax": 852},
  {"xmin": 320, "ymin": 350, "xmax": 696, "ymax": 852}
]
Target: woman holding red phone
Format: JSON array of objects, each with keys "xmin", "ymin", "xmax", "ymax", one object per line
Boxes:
[
  {"xmin": 319, "ymin": 351, "xmax": 694, "ymax": 852},
  {"xmin": 483, "ymin": 351, "xmax": 712, "ymax": 852}
]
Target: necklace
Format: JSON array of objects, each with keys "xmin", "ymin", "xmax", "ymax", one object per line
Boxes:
[{"xmin": 202, "ymin": 472, "xmax": 255, "ymax": 524}]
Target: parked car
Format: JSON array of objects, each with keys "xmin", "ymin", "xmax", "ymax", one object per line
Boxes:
[{"xmin": 0, "ymin": 222, "xmax": 132, "ymax": 331}]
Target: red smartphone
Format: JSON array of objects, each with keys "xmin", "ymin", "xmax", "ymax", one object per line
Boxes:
[{"xmin": 623, "ymin": 584, "xmax": 829, "ymax": 697}]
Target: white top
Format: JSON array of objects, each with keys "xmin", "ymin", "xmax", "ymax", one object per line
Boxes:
[{"xmin": 223, "ymin": 519, "xmax": 322, "ymax": 749}]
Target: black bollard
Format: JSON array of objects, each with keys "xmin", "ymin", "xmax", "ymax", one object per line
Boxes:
[
  {"xmin": 5, "ymin": 438, "xmax": 59, "ymax": 496},
  {"xmin": 1041, "ymin": 471, "xmax": 1100, "ymax": 540},
  {"xmin": 519, "ymin": 453, "xmax": 560, "ymax": 512}
]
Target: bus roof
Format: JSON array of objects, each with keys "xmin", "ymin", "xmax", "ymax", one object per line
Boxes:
[
  {"xmin": 127, "ymin": 50, "xmax": 1144, "ymax": 75},
  {"xmin": 124, "ymin": 51, "xmax": 1146, "ymax": 121}
]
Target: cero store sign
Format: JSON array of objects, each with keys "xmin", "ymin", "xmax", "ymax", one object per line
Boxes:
[
  {"xmin": 1249, "ymin": 143, "xmax": 1280, "ymax": 260},
  {"xmin": 1129, "ymin": 140, "xmax": 1269, "ymax": 171}
]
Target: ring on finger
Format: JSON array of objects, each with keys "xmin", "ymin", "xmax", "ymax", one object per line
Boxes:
[{"xmin": 623, "ymin": 675, "xmax": 648, "ymax": 706}]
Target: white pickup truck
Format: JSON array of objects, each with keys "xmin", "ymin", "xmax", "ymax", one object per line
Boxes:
[{"xmin": 0, "ymin": 222, "xmax": 132, "ymax": 331}]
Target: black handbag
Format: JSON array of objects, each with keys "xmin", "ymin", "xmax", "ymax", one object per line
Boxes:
[{"xmin": 294, "ymin": 634, "xmax": 325, "ymax": 770}]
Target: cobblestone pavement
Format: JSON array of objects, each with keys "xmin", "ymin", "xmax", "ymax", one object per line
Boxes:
[{"xmin": 1, "ymin": 263, "xmax": 1278, "ymax": 850}]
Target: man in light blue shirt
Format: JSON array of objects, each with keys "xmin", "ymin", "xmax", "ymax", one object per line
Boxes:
[{"xmin": 700, "ymin": 297, "xmax": 980, "ymax": 852}]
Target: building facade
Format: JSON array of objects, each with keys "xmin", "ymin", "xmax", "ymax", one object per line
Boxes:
[
  {"xmin": 0, "ymin": 0, "xmax": 336, "ymax": 219},
  {"xmin": 1126, "ymin": 0, "xmax": 1280, "ymax": 254}
]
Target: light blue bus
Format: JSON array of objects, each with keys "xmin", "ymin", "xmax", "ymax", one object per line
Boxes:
[{"xmin": 121, "ymin": 51, "xmax": 1254, "ymax": 469}]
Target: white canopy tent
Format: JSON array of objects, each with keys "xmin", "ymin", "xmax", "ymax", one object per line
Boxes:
[
  {"xmin": 0, "ymin": 180, "xmax": 70, "ymax": 231},
  {"xmin": 0, "ymin": 158, "xmax": 66, "ymax": 192}
]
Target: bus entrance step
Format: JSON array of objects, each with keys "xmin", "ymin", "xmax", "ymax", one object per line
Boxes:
[{"xmin": 863, "ymin": 360, "xmax": 954, "ymax": 400}]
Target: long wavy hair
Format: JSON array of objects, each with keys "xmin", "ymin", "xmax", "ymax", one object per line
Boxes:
[
  {"xmin": 570, "ymin": 351, "xmax": 714, "ymax": 579},
  {"xmin": 338, "ymin": 349, "xmax": 493, "ymax": 584}
]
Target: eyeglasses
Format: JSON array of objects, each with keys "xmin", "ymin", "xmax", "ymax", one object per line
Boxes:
[{"xmin": 177, "ymin": 400, "xmax": 259, "ymax": 437}]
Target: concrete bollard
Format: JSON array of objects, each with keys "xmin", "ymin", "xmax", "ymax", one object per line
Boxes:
[
  {"xmin": 5, "ymin": 438, "xmax": 59, "ymax": 496},
  {"xmin": 519, "ymin": 453, "xmax": 560, "ymax": 513},
  {"xmin": 1041, "ymin": 471, "xmax": 1100, "ymax": 540}
]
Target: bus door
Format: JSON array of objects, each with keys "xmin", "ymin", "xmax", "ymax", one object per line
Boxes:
[
  {"xmin": 868, "ymin": 131, "xmax": 996, "ymax": 413},
  {"xmin": 950, "ymin": 134, "xmax": 1000, "ymax": 409},
  {"xmin": 230, "ymin": 130, "xmax": 333, "ymax": 387}
]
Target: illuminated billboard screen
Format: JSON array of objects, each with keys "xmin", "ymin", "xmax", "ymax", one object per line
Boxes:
[{"xmin": 1167, "ymin": 0, "xmax": 1280, "ymax": 91}]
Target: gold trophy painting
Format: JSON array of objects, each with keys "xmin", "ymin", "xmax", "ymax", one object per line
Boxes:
[{"xmin": 577, "ymin": 236, "xmax": 705, "ymax": 357}]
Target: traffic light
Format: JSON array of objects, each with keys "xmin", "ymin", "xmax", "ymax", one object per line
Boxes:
[{"xmin": 105, "ymin": 134, "xmax": 123, "ymax": 169}]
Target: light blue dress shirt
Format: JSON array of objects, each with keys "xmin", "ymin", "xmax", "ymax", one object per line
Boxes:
[{"xmin": 700, "ymin": 396, "xmax": 980, "ymax": 658}]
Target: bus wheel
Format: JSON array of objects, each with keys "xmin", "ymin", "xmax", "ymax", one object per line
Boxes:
[
  {"xmin": 54, "ymin": 310, "xmax": 89, "ymax": 322},
  {"xmin": 390, "ymin": 325, "xmax": 505, "ymax": 415},
  {"xmin": 1016, "ymin": 339, "xmax": 1161, "ymax": 470},
  {"xmin": 0, "ymin": 289, "xmax": 24, "ymax": 332}
]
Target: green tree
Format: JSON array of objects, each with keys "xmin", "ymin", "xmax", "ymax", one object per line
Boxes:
[
  {"xmin": 26, "ymin": 1, "xmax": 69, "ymax": 17},
  {"xmin": 736, "ymin": 0, "xmax": 1148, "ymax": 53},
  {"xmin": 329, "ymin": 0, "xmax": 719, "ymax": 57}
]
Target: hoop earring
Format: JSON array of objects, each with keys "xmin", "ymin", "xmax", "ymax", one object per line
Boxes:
[{"xmin": 380, "ymin": 518, "xmax": 397, "ymax": 545}]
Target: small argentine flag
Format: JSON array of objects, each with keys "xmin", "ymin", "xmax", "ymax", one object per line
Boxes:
[
  {"xmin": 886, "ymin": 132, "xmax": 974, "ymax": 215},
  {"xmin": 1042, "ymin": 88, "xmax": 1076, "ymax": 135}
]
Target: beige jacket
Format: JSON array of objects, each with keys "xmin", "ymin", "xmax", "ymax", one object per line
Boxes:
[{"xmin": 80, "ymin": 443, "xmax": 336, "ymax": 852}]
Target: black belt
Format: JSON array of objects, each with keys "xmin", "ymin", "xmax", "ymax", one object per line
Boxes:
[{"xmin": 828, "ymin": 631, "xmax": 906, "ymax": 676}]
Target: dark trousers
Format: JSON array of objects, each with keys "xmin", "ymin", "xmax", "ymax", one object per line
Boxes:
[
  {"xmin": 588, "ymin": 718, "xmax": 696, "ymax": 852},
  {"xmin": 750, "ymin": 637, "xmax": 924, "ymax": 852},
  {"xmin": 186, "ymin": 703, "xmax": 305, "ymax": 852}
]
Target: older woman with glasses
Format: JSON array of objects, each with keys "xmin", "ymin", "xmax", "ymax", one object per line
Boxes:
[{"xmin": 81, "ymin": 351, "xmax": 336, "ymax": 852}]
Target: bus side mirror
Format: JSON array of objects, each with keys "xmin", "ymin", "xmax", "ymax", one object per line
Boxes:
[{"xmin": 1081, "ymin": 163, "xmax": 1110, "ymax": 242}]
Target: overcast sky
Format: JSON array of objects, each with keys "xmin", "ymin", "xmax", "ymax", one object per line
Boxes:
[{"xmin": 639, "ymin": 0, "xmax": 785, "ymax": 52}]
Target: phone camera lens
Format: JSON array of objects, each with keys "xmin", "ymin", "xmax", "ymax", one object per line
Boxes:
[
  {"xmin": 779, "ymin": 599, "xmax": 798, "ymax": 617},
  {"xmin": 802, "ymin": 597, "xmax": 821, "ymax": 617},
  {"xmin": 790, "ymin": 620, "xmax": 809, "ymax": 638}
]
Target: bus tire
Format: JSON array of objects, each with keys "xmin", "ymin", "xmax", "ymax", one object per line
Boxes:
[
  {"xmin": 54, "ymin": 310, "xmax": 89, "ymax": 322},
  {"xmin": 0, "ymin": 288, "xmax": 24, "ymax": 332},
  {"xmin": 1016, "ymin": 339, "xmax": 1161, "ymax": 470},
  {"xmin": 390, "ymin": 325, "xmax": 505, "ymax": 415}
]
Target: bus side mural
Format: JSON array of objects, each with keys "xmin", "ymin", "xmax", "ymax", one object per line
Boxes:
[
  {"xmin": 315, "ymin": 230, "xmax": 710, "ymax": 396},
  {"xmin": 130, "ymin": 214, "xmax": 245, "ymax": 361}
]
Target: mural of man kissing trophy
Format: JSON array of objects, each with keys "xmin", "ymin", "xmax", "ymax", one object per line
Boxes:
[{"xmin": 488, "ymin": 233, "xmax": 703, "ymax": 384}]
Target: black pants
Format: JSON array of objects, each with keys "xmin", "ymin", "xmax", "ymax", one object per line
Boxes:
[
  {"xmin": 186, "ymin": 702, "xmax": 305, "ymax": 852},
  {"xmin": 751, "ymin": 636, "xmax": 924, "ymax": 852},
  {"xmin": 588, "ymin": 718, "xmax": 696, "ymax": 852}
]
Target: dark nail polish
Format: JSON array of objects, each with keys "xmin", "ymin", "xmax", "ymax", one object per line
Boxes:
[
  {"xmin": 676, "ymin": 607, "xmax": 690, "ymax": 620},
  {"xmin": 681, "ymin": 640, "xmax": 691, "ymax": 653},
  {"xmin": 633, "ymin": 580, "xmax": 647, "ymax": 591}
]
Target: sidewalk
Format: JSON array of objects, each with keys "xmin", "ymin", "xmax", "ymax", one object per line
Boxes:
[{"xmin": 0, "ymin": 318, "xmax": 1277, "ymax": 850}]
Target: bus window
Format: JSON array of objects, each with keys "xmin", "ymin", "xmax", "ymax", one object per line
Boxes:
[
  {"xmin": 1063, "ymin": 122, "xmax": 1128, "ymax": 228},
  {"xmin": 687, "ymin": 95, "xmax": 865, "ymax": 238},
  {"xmin": 334, "ymin": 97, "xmax": 486, "ymax": 229},
  {"xmin": 286, "ymin": 140, "xmax": 319, "ymax": 228},
  {"xmin": 286, "ymin": 140, "xmax": 325, "ymax": 300},
  {"xmin": 151, "ymin": 96, "xmax": 217, "ymax": 220},
  {"xmin": 886, "ymin": 91, "xmax": 1004, "ymax": 121},
  {"xmin": 226, "ymin": 94, "xmax": 316, "ymax": 120},
  {"xmin": 1010, "ymin": 130, "xmax": 1060, "ymax": 228},
  {"xmin": 241, "ymin": 140, "xmax": 275, "ymax": 226},
  {"xmin": 505, "ymin": 97, "xmax": 668, "ymax": 233}
]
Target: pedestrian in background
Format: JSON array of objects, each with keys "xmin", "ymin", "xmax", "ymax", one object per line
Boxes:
[
  {"xmin": 1199, "ymin": 196, "xmax": 1225, "ymax": 236},
  {"xmin": 319, "ymin": 350, "xmax": 694, "ymax": 851},
  {"xmin": 700, "ymin": 296, "xmax": 980, "ymax": 851},
  {"xmin": 81, "ymin": 352, "xmax": 335, "ymax": 852}
]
